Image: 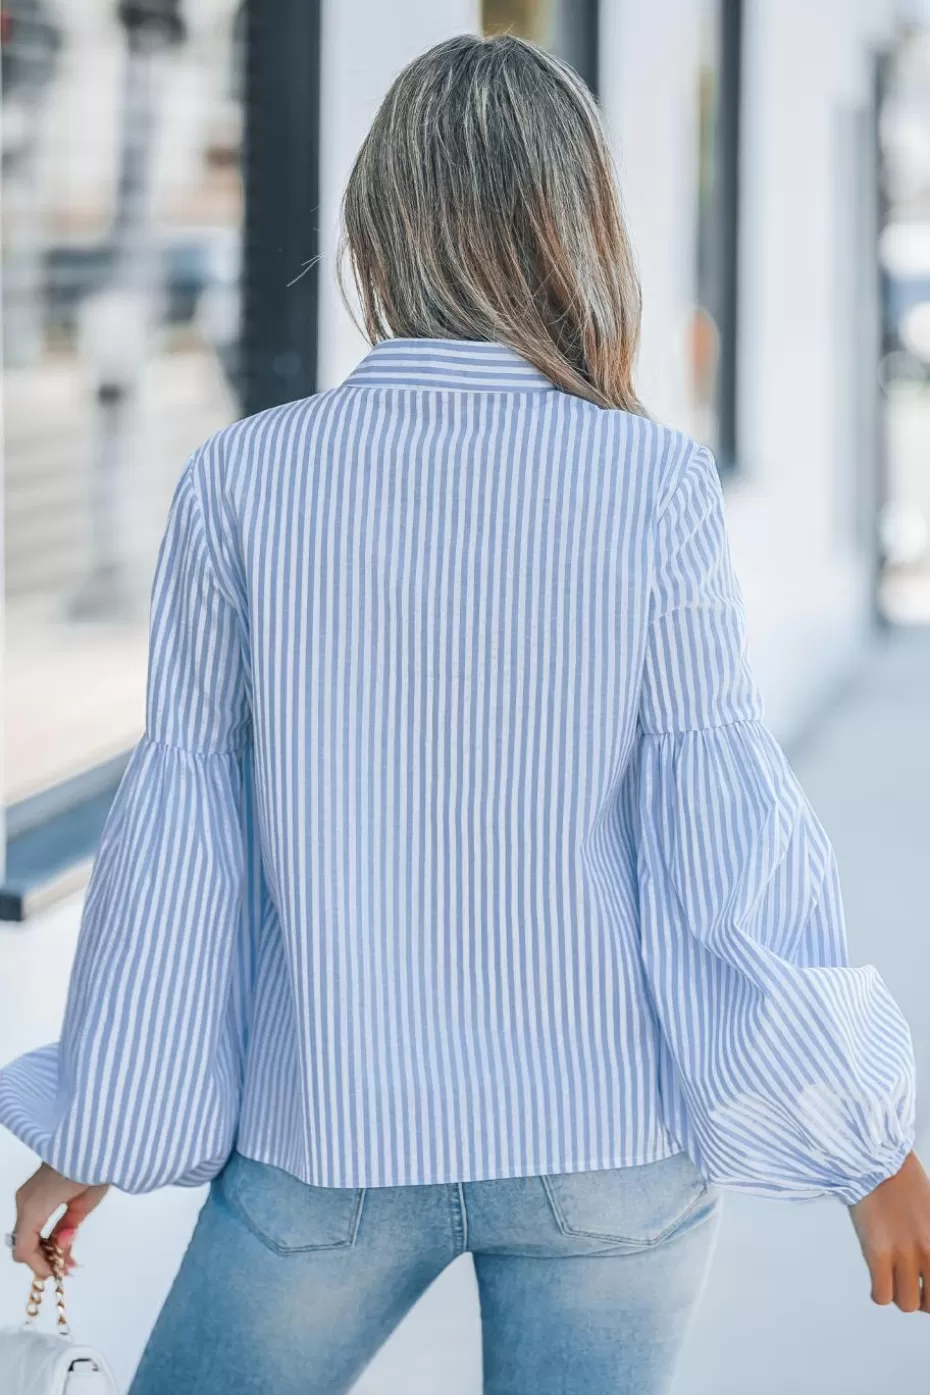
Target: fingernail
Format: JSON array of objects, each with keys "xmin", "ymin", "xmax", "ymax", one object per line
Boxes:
[{"xmin": 57, "ymin": 1228, "xmax": 76, "ymax": 1248}]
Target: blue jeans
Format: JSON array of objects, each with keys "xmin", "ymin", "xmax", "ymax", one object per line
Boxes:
[{"xmin": 129, "ymin": 1150, "xmax": 720, "ymax": 1395}]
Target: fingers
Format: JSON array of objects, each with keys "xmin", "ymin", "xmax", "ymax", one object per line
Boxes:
[
  {"xmin": 11, "ymin": 1237, "xmax": 52, "ymax": 1278},
  {"xmin": 868, "ymin": 1248, "xmax": 894, "ymax": 1306},
  {"xmin": 62, "ymin": 1182, "xmax": 108, "ymax": 1226},
  {"xmin": 893, "ymin": 1256, "xmax": 923, "ymax": 1314},
  {"xmin": 50, "ymin": 1203, "xmax": 83, "ymax": 1246},
  {"xmin": 868, "ymin": 1247, "xmax": 930, "ymax": 1314},
  {"xmin": 49, "ymin": 1220, "xmax": 78, "ymax": 1274},
  {"xmin": 12, "ymin": 1185, "xmax": 53, "ymax": 1279},
  {"xmin": 10, "ymin": 1170, "xmax": 109, "ymax": 1280},
  {"xmin": 49, "ymin": 1209, "xmax": 87, "ymax": 1274},
  {"xmin": 50, "ymin": 1184, "xmax": 107, "ymax": 1273}
]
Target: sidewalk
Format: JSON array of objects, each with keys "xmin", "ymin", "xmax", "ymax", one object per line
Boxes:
[
  {"xmin": 1, "ymin": 627, "xmax": 928, "ymax": 1393},
  {"xmin": 677, "ymin": 625, "xmax": 930, "ymax": 1394}
]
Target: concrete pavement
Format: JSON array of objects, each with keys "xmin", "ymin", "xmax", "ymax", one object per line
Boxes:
[
  {"xmin": 677, "ymin": 625, "xmax": 930, "ymax": 1394},
  {"xmin": 1, "ymin": 627, "xmax": 928, "ymax": 1392}
]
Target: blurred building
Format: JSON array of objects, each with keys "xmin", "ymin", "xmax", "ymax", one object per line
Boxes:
[
  {"xmin": 0, "ymin": 0, "xmax": 925, "ymax": 914},
  {"xmin": 321, "ymin": 0, "xmax": 913, "ymax": 735}
]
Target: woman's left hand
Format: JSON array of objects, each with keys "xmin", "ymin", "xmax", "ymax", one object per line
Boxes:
[{"xmin": 11, "ymin": 1164, "xmax": 109, "ymax": 1278}]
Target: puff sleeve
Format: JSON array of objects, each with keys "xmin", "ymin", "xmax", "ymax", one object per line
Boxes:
[
  {"xmin": 633, "ymin": 443, "xmax": 916, "ymax": 1203},
  {"xmin": 0, "ymin": 455, "xmax": 257, "ymax": 1191}
]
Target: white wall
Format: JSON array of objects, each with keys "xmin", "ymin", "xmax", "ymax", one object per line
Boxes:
[
  {"xmin": 600, "ymin": 0, "xmax": 702, "ymax": 431},
  {"xmin": 604, "ymin": 0, "xmax": 897, "ymax": 739},
  {"xmin": 732, "ymin": 0, "xmax": 895, "ymax": 736},
  {"xmin": 318, "ymin": 0, "xmax": 897, "ymax": 740},
  {"xmin": 317, "ymin": 0, "xmax": 479, "ymax": 389}
]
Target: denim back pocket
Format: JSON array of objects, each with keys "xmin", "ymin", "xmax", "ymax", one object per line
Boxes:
[
  {"xmin": 219, "ymin": 1153, "xmax": 366, "ymax": 1256},
  {"xmin": 541, "ymin": 1152, "xmax": 710, "ymax": 1251}
]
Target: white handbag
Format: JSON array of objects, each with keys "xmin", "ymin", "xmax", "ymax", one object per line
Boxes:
[{"xmin": 0, "ymin": 1241, "xmax": 118, "ymax": 1394}]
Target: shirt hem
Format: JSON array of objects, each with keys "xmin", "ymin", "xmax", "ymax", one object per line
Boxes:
[{"xmin": 232, "ymin": 1134, "xmax": 686, "ymax": 1190}]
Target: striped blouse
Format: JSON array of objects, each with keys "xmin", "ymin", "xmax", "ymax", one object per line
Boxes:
[{"xmin": 0, "ymin": 338, "xmax": 916, "ymax": 1204}]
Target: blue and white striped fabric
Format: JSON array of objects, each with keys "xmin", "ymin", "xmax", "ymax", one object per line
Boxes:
[{"xmin": 0, "ymin": 338, "xmax": 915, "ymax": 1203}]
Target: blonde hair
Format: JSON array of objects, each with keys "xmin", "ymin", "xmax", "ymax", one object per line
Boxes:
[{"xmin": 339, "ymin": 33, "xmax": 644, "ymax": 413}]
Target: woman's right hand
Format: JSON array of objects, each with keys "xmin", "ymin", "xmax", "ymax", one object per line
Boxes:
[{"xmin": 849, "ymin": 1151, "xmax": 930, "ymax": 1313}]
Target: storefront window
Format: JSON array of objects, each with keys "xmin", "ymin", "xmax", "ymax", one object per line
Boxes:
[{"xmin": 2, "ymin": 1, "xmax": 243, "ymax": 814}]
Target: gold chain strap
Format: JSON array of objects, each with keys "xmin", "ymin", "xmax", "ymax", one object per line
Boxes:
[{"xmin": 25, "ymin": 1239, "xmax": 70, "ymax": 1338}]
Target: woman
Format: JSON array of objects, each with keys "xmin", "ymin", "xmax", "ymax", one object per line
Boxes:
[{"xmin": 3, "ymin": 33, "xmax": 927, "ymax": 1395}]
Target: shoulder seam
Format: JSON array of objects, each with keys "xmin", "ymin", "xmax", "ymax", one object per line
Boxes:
[
  {"xmin": 655, "ymin": 438, "xmax": 710, "ymax": 525},
  {"xmin": 181, "ymin": 448, "xmax": 238, "ymax": 610}
]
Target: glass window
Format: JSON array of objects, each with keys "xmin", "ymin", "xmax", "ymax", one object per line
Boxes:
[
  {"xmin": 2, "ymin": 2, "xmax": 243, "ymax": 809},
  {"xmin": 876, "ymin": 34, "xmax": 930, "ymax": 624}
]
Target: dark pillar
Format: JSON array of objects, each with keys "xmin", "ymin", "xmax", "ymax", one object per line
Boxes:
[
  {"xmin": 716, "ymin": 0, "xmax": 743, "ymax": 471},
  {"xmin": 242, "ymin": 0, "xmax": 322, "ymax": 417},
  {"xmin": 554, "ymin": 0, "xmax": 599, "ymax": 97}
]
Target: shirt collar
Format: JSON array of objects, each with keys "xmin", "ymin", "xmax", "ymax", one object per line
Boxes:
[{"xmin": 343, "ymin": 337, "xmax": 556, "ymax": 393}]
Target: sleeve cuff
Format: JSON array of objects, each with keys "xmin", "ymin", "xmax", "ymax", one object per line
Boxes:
[{"xmin": 835, "ymin": 1135, "xmax": 916, "ymax": 1206}]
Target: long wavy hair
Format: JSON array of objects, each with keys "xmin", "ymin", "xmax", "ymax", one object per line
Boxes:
[{"xmin": 339, "ymin": 33, "xmax": 644, "ymax": 414}]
